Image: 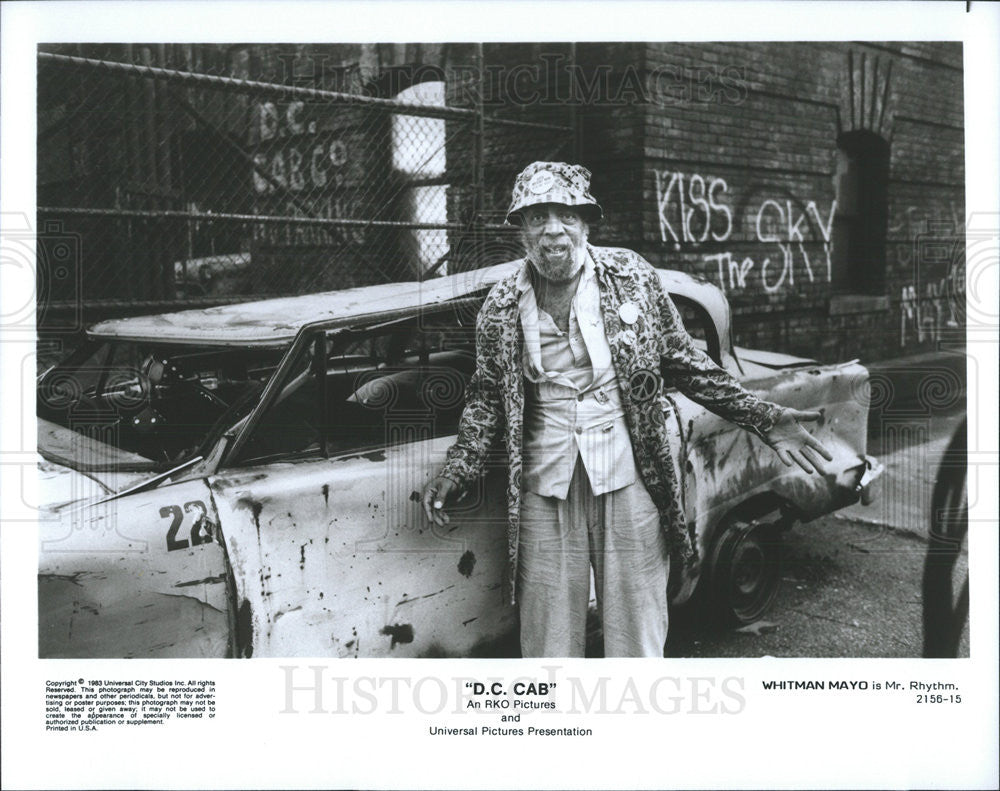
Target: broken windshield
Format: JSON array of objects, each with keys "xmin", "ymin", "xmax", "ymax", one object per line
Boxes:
[{"xmin": 37, "ymin": 339, "xmax": 286, "ymax": 470}]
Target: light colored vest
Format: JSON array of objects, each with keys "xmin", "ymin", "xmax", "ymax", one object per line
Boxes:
[{"xmin": 517, "ymin": 258, "xmax": 638, "ymax": 499}]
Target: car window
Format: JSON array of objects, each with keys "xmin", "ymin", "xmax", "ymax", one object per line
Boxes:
[
  {"xmin": 672, "ymin": 295, "xmax": 722, "ymax": 365},
  {"xmin": 231, "ymin": 310, "xmax": 476, "ymax": 466}
]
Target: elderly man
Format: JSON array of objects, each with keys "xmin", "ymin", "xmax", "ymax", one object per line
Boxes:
[{"xmin": 423, "ymin": 161, "xmax": 831, "ymax": 658}]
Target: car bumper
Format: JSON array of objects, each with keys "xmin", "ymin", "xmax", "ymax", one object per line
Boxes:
[{"xmin": 856, "ymin": 455, "xmax": 884, "ymax": 506}]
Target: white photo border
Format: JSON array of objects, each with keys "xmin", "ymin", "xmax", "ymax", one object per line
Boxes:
[{"xmin": 2, "ymin": 2, "xmax": 997, "ymax": 789}]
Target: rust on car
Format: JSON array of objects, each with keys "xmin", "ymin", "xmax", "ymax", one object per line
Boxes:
[{"xmin": 37, "ymin": 264, "xmax": 884, "ymax": 656}]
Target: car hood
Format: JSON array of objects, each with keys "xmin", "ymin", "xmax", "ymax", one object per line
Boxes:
[
  {"xmin": 734, "ymin": 346, "xmax": 817, "ymax": 368},
  {"xmin": 38, "ymin": 419, "xmax": 157, "ymax": 508}
]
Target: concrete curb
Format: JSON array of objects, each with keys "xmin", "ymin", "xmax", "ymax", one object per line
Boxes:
[{"xmin": 863, "ymin": 349, "xmax": 967, "ymax": 416}]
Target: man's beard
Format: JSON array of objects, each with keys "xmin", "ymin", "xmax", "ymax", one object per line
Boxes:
[{"xmin": 529, "ymin": 241, "xmax": 584, "ymax": 282}]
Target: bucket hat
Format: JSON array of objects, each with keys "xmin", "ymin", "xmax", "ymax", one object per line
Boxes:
[{"xmin": 504, "ymin": 161, "xmax": 603, "ymax": 225}]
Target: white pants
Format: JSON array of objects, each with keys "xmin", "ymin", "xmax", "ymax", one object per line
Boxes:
[{"xmin": 517, "ymin": 458, "xmax": 670, "ymax": 657}]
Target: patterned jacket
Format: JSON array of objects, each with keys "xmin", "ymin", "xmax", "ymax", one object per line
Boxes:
[{"xmin": 441, "ymin": 245, "xmax": 781, "ymax": 602}]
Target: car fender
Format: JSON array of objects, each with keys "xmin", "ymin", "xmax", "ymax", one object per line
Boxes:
[
  {"xmin": 669, "ymin": 359, "xmax": 876, "ymax": 606},
  {"xmin": 38, "ymin": 472, "xmax": 230, "ymax": 658}
]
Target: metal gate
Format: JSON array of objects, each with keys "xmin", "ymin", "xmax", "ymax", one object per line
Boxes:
[{"xmin": 37, "ymin": 44, "xmax": 577, "ymax": 328}]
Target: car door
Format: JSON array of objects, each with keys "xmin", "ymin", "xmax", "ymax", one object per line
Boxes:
[
  {"xmin": 209, "ymin": 316, "xmax": 516, "ymax": 657},
  {"xmin": 38, "ymin": 468, "xmax": 231, "ymax": 658}
]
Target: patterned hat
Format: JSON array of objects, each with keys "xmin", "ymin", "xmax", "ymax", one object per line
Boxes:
[{"xmin": 504, "ymin": 161, "xmax": 604, "ymax": 225}]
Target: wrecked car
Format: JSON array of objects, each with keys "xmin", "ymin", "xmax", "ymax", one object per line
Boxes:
[{"xmin": 37, "ymin": 263, "xmax": 883, "ymax": 658}]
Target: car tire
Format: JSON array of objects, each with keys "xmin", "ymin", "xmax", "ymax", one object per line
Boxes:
[
  {"xmin": 922, "ymin": 417, "xmax": 968, "ymax": 658},
  {"xmin": 707, "ymin": 517, "xmax": 782, "ymax": 626}
]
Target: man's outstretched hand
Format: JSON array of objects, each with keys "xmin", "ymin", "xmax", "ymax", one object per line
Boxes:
[
  {"xmin": 422, "ymin": 476, "xmax": 459, "ymax": 526},
  {"xmin": 762, "ymin": 407, "xmax": 834, "ymax": 474}
]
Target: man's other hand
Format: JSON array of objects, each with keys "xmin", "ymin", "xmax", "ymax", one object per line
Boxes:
[
  {"xmin": 422, "ymin": 476, "xmax": 458, "ymax": 526},
  {"xmin": 763, "ymin": 407, "xmax": 834, "ymax": 474}
]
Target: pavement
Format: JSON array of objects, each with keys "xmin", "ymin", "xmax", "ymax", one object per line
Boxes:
[
  {"xmin": 839, "ymin": 409, "xmax": 966, "ymax": 540},
  {"xmin": 842, "ymin": 347, "xmax": 968, "ymax": 539},
  {"xmin": 666, "ymin": 397, "xmax": 971, "ymax": 658},
  {"xmin": 667, "ymin": 513, "xmax": 970, "ymax": 658},
  {"xmin": 863, "ymin": 347, "xmax": 967, "ymax": 417},
  {"xmin": 670, "ymin": 348, "xmax": 972, "ymax": 658}
]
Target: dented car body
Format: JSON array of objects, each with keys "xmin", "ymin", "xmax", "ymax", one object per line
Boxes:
[{"xmin": 37, "ymin": 263, "xmax": 882, "ymax": 658}]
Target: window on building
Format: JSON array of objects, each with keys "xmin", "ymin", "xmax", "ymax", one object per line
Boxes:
[
  {"xmin": 391, "ymin": 81, "xmax": 449, "ymax": 276},
  {"xmin": 831, "ymin": 130, "xmax": 890, "ymax": 295}
]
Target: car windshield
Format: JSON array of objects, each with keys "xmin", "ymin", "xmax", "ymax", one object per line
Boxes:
[
  {"xmin": 38, "ymin": 339, "xmax": 286, "ymax": 470},
  {"xmin": 227, "ymin": 310, "xmax": 477, "ymax": 466}
]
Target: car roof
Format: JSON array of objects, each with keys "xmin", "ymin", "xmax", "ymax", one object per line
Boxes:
[
  {"xmin": 86, "ymin": 260, "xmax": 730, "ymax": 351},
  {"xmin": 87, "ymin": 262, "xmax": 519, "ymax": 347}
]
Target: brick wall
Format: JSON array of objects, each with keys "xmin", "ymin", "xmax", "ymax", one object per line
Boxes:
[
  {"xmin": 563, "ymin": 42, "xmax": 966, "ymax": 364},
  {"xmin": 38, "ymin": 41, "xmax": 965, "ymax": 362}
]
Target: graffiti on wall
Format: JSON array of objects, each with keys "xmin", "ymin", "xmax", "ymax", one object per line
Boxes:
[
  {"xmin": 249, "ymin": 100, "xmax": 364, "ymax": 247},
  {"xmin": 654, "ymin": 169, "xmax": 837, "ymax": 295},
  {"xmin": 888, "ymin": 203, "xmax": 962, "ymax": 238},
  {"xmin": 251, "ymin": 101, "xmax": 351, "ymax": 194},
  {"xmin": 899, "ymin": 269, "xmax": 964, "ymax": 347},
  {"xmin": 890, "ymin": 206, "xmax": 964, "ymax": 347}
]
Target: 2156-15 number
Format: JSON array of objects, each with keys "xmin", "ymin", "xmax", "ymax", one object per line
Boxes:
[{"xmin": 916, "ymin": 695, "xmax": 962, "ymax": 703}]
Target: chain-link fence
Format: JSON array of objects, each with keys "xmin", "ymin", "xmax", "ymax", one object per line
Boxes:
[{"xmin": 37, "ymin": 44, "xmax": 578, "ymax": 329}]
